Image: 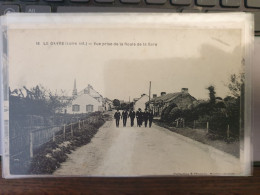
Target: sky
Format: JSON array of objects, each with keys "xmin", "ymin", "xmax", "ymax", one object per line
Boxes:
[{"xmin": 8, "ymin": 27, "xmax": 243, "ymax": 101}]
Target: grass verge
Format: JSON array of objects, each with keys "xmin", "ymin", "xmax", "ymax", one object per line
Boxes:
[{"xmin": 154, "ymin": 120, "xmax": 240, "ymax": 158}]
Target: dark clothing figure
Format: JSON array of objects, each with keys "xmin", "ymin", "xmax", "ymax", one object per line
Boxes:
[
  {"xmin": 114, "ymin": 111, "xmax": 121, "ymax": 127},
  {"xmin": 136, "ymin": 110, "xmax": 143, "ymax": 127},
  {"xmin": 122, "ymin": 110, "xmax": 128, "ymax": 127},
  {"xmin": 148, "ymin": 111, "xmax": 154, "ymax": 128},
  {"xmin": 143, "ymin": 111, "xmax": 149, "ymax": 127},
  {"xmin": 128, "ymin": 110, "xmax": 136, "ymax": 127}
]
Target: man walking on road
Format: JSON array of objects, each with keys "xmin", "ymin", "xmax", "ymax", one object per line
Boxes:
[
  {"xmin": 136, "ymin": 108, "xmax": 143, "ymax": 127},
  {"xmin": 143, "ymin": 109, "xmax": 149, "ymax": 127},
  {"xmin": 148, "ymin": 110, "xmax": 154, "ymax": 128},
  {"xmin": 114, "ymin": 109, "xmax": 121, "ymax": 127},
  {"xmin": 128, "ymin": 109, "xmax": 136, "ymax": 127},
  {"xmin": 122, "ymin": 109, "xmax": 128, "ymax": 127}
]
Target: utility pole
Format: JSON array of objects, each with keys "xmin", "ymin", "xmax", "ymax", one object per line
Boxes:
[
  {"xmin": 149, "ymin": 81, "xmax": 151, "ymax": 109},
  {"xmin": 149, "ymin": 81, "xmax": 151, "ymax": 101},
  {"xmin": 129, "ymin": 96, "xmax": 130, "ymax": 109}
]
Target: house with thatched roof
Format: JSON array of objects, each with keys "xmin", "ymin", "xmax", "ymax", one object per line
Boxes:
[{"xmin": 146, "ymin": 88, "xmax": 196, "ymax": 116}]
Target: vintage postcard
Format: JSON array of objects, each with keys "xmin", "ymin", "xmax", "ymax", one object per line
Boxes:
[{"xmin": 1, "ymin": 13, "xmax": 253, "ymax": 178}]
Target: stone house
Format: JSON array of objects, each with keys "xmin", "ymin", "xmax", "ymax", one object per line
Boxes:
[{"xmin": 146, "ymin": 88, "xmax": 196, "ymax": 116}]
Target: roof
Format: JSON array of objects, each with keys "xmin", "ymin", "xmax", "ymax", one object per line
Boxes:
[
  {"xmin": 148, "ymin": 92, "xmax": 196, "ymax": 104},
  {"xmin": 149, "ymin": 92, "xmax": 182, "ymax": 103},
  {"xmin": 134, "ymin": 94, "xmax": 149, "ymax": 102},
  {"xmin": 66, "ymin": 92, "xmax": 100, "ymax": 106},
  {"xmin": 104, "ymin": 97, "xmax": 112, "ymax": 102},
  {"xmin": 78, "ymin": 84, "xmax": 103, "ymax": 99}
]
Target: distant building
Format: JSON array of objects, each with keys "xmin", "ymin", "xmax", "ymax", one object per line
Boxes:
[
  {"xmin": 66, "ymin": 94, "xmax": 103, "ymax": 114},
  {"xmin": 133, "ymin": 98, "xmax": 139, "ymax": 103},
  {"xmin": 133, "ymin": 94, "xmax": 149, "ymax": 111},
  {"xmin": 146, "ymin": 88, "xmax": 196, "ymax": 116},
  {"xmin": 119, "ymin": 100, "xmax": 125, "ymax": 104},
  {"xmin": 66, "ymin": 82, "xmax": 105, "ymax": 114},
  {"xmin": 104, "ymin": 98, "xmax": 113, "ymax": 111}
]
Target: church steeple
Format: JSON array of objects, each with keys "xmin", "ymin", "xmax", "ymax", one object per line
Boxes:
[{"xmin": 72, "ymin": 79, "xmax": 77, "ymax": 96}]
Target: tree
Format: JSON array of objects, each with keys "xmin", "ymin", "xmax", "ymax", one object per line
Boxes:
[
  {"xmin": 161, "ymin": 103, "xmax": 177, "ymax": 122},
  {"xmin": 207, "ymin": 85, "xmax": 216, "ymax": 104},
  {"xmin": 48, "ymin": 91, "xmax": 69, "ymax": 113},
  {"xmin": 129, "ymin": 102, "xmax": 134, "ymax": 109},
  {"xmin": 112, "ymin": 99, "xmax": 120, "ymax": 107},
  {"xmin": 225, "ymin": 72, "xmax": 245, "ymax": 136},
  {"xmin": 10, "ymin": 85, "xmax": 70, "ymax": 116},
  {"xmin": 120, "ymin": 103, "xmax": 130, "ymax": 110},
  {"xmin": 228, "ymin": 73, "xmax": 245, "ymax": 98}
]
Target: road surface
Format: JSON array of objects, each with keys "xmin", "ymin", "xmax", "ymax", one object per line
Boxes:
[{"xmin": 54, "ymin": 118, "xmax": 242, "ymax": 176}]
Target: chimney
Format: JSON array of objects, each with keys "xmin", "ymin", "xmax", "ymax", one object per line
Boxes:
[
  {"xmin": 72, "ymin": 79, "xmax": 77, "ymax": 96},
  {"xmin": 153, "ymin": 94, "xmax": 157, "ymax": 98},
  {"xmin": 161, "ymin": 92, "xmax": 166, "ymax": 96},
  {"xmin": 181, "ymin": 88, "xmax": 188, "ymax": 93}
]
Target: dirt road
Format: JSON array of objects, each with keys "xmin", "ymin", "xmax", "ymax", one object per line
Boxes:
[{"xmin": 54, "ymin": 118, "xmax": 241, "ymax": 176}]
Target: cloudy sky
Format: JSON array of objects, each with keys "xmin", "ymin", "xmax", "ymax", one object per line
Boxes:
[{"xmin": 8, "ymin": 27, "xmax": 243, "ymax": 101}]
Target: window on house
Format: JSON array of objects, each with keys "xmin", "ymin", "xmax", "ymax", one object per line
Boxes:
[
  {"xmin": 72, "ymin": 104, "xmax": 80, "ymax": 112},
  {"xmin": 86, "ymin": 104, "xmax": 94, "ymax": 112}
]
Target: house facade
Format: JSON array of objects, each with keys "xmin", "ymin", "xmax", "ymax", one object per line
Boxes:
[
  {"xmin": 66, "ymin": 93, "xmax": 103, "ymax": 114},
  {"xmin": 65, "ymin": 82, "xmax": 105, "ymax": 114},
  {"xmin": 133, "ymin": 94, "xmax": 149, "ymax": 111}
]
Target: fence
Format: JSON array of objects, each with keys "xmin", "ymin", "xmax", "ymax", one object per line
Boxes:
[
  {"xmin": 173, "ymin": 119, "xmax": 238, "ymax": 140},
  {"xmin": 10, "ymin": 134, "xmax": 30, "ymax": 159},
  {"xmin": 9, "ymin": 113, "xmax": 93, "ymax": 159},
  {"xmin": 185, "ymin": 120, "xmax": 209, "ymax": 131},
  {"xmin": 30, "ymin": 126, "xmax": 61, "ymax": 157},
  {"xmin": 29, "ymin": 115, "xmax": 102, "ymax": 158}
]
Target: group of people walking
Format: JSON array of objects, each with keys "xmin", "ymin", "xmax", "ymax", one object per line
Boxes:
[{"xmin": 114, "ymin": 108, "xmax": 154, "ymax": 128}]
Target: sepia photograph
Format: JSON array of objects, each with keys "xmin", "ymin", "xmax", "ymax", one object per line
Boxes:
[{"xmin": 2, "ymin": 13, "xmax": 252, "ymax": 177}]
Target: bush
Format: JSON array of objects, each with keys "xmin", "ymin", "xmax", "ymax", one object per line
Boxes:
[
  {"xmin": 181, "ymin": 108, "xmax": 198, "ymax": 123},
  {"xmin": 208, "ymin": 111, "xmax": 228, "ymax": 135},
  {"xmin": 167, "ymin": 107, "xmax": 182, "ymax": 123},
  {"xmin": 160, "ymin": 99, "xmax": 240, "ymax": 138},
  {"xmin": 161, "ymin": 103, "xmax": 177, "ymax": 122}
]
